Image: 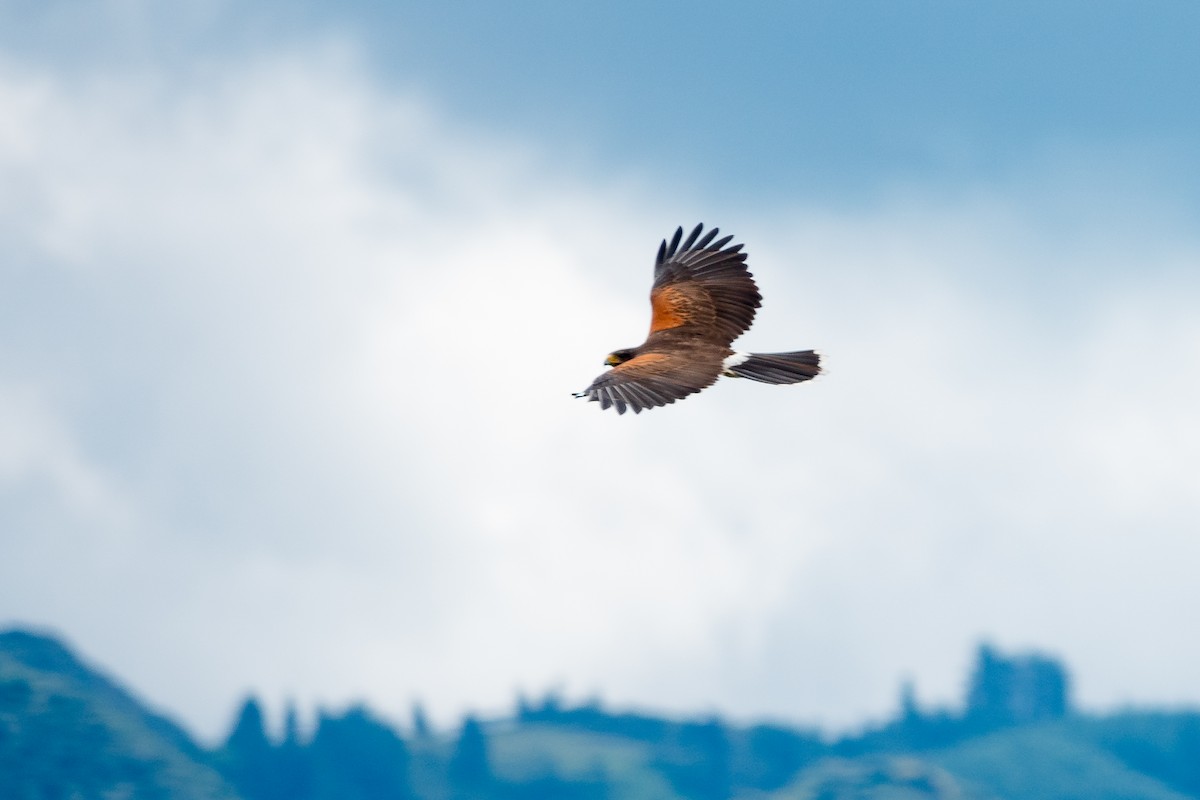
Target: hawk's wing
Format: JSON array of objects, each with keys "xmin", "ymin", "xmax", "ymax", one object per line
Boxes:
[
  {"xmin": 573, "ymin": 351, "xmax": 723, "ymax": 415},
  {"xmin": 649, "ymin": 224, "xmax": 762, "ymax": 344}
]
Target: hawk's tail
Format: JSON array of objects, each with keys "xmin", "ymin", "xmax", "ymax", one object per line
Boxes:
[{"xmin": 724, "ymin": 350, "xmax": 821, "ymax": 384}]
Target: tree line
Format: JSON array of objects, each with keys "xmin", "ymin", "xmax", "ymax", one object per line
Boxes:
[{"xmin": 215, "ymin": 643, "xmax": 1075, "ymax": 800}]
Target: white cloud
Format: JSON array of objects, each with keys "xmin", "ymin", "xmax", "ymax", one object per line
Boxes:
[
  {"xmin": 1, "ymin": 32, "xmax": 1200, "ymax": 745},
  {"xmin": 0, "ymin": 384, "xmax": 130, "ymax": 524}
]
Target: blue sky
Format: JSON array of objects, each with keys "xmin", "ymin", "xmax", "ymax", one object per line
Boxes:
[
  {"xmin": 2, "ymin": 1, "xmax": 1200, "ymax": 741},
  {"xmin": 11, "ymin": 2, "xmax": 1200, "ymax": 202},
  {"xmin": 343, "ymin": 1, "xmax": 1200, "ymax": 198}
]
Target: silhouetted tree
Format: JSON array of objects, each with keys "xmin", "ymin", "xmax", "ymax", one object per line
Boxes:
[
  {"xmin": 282, "ymin": 704, "xmax": 301, "ymax": 746},
  {"xmin": 308, "ymin": 706, "xmax": 414, "ymax": 800},
  {"xmin": 899, "ymin": 679, "xmax": 920, "ymax": 723},
  {"xmin": 411, "ymin": 703, "xmax": 432, "ymax": 741},
  {"xmin": 222, "ymin": 696, "xmax": 277, "ymax": 800},
  {"xmin": 277, "ymin": 702, "xmax": 311, "ymax": 800},
  {"xmin": 448, "ymin": 715, "xmax": 492, "ymax": 798},
  {"xmin": 225, "ymin": 696, "xmax": 271, "ymax": 753}
]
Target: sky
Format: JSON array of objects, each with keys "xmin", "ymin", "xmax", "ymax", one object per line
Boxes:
[{"xmin": 2, "ymin": 1, "xmax": 1200, "ymax": 743}]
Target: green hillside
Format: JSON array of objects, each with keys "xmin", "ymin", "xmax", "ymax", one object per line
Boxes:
[
  {"xmin": 0, "ymin": 629, "xmax": 241, "ymax": 800},
  {"xmin": 927, "ymin": 724, "xmax": 1192, "ymax": 800},
  {"xmin": 488, "ymin": 724, "xmax": 679, "ymax": 798},
  {"xmin": 3, "ymin": 626, "xmax": 1200, "ymax": 800},
  {"xmin": 753, "ymin": 720, "xmax": 1200, "ymax": 800},
  {"xmin": 762, "ymin": 755, "xmax": 988, "ymax": 800}
]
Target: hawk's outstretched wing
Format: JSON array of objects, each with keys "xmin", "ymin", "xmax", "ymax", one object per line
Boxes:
[
  {"xmin": 573, "ymin": 223, "xmax": 813, "ymax": 415},
  {"xmin": 572, "ymin": 351, "xmax": 723, "ymax": 415},
  {"xmin": 649, "ymin": 224, "xmax": 762, "ymax": 344}
]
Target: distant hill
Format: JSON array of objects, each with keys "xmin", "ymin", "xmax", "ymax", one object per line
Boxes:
[
  {"xmin": 481, "ymin": 715, "xmax": 1199, "ymax": 800},
  {"xmin": 926, "ymin": 724, "xmax": 1192, "ymax": 800},
  {"xmin": 0, "ymin": 628, "xmax": 241, "ymax": 800},
  {"xmin": 3, "ymin": 625, "xmax": 1200, "ymax": 800}
]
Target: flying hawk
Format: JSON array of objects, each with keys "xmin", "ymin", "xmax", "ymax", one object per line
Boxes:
[{"xmin": 574, "ymin": 223, "xmax": 821, "ymax": 414}]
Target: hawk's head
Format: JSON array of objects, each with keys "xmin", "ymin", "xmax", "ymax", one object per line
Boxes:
[{"xmin": 605, "ymin": 348, "xmax": 637, "ymax": 367}]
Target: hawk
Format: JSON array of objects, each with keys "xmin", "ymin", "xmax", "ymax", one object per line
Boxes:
[{"xmin": 574, "ymin": 223, "xmax": 821, "ymax": 414}]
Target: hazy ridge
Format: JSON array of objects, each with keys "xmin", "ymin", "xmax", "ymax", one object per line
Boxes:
[{"xmin": 4, "ymin": 626, "xmax": 1199, "ymax": 799}]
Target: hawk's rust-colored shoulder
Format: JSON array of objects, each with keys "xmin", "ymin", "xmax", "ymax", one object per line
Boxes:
[
  {"xmin": 649, "ymin": 283, "xmax": 715, "ymax": 333},
  {"xmin": 648, "ymin": 223, "xmax": 762, "ymax": 344}
]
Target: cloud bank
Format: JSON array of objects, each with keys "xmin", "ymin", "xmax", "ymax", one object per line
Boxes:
[{"xmin": 1, "ymin": 28, "xmax": 1199, "ymax": 741}]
